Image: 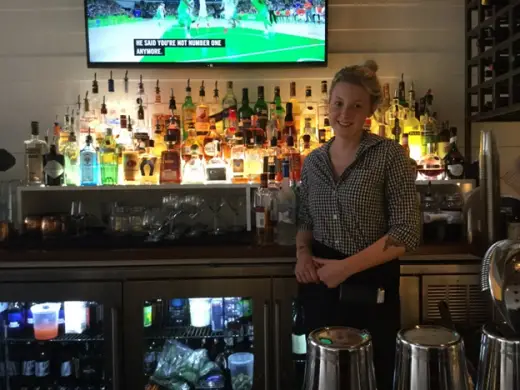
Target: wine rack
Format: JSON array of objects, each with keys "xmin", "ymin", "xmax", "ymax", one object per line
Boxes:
[{"xmin": 466, "ymin": 0, "xmax": 520, "ymax": 122}]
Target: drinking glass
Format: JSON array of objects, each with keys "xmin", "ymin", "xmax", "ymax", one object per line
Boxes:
[
  {"xmin": 163, "ymin": 194, "xmax": 185, "ymax": 240},
  {"xmin": 182, "ymin": 195, "xmax": 206, "ymax": 237},
  {"xmin": 70, "ymin": 200, "xmax": 85, "ymax": 236},
  {"xmin": 226, "ymin": 196, "xmax": 246, "ymax": 233},
  {"xmin": 207, "ymin": 197, "xmax": 226, "ymax": 236}
]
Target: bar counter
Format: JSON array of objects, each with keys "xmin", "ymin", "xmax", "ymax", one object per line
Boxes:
[{"xmin": 0, "ymin": 242, "xmax": 479, "ymax": 264}]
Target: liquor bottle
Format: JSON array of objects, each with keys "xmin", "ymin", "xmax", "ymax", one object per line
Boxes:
[
  {"xmin": 155, "ymin": 79, "xmax": 162, "ymax": 104},
  {"xmin": 231, "ymin": 132, "xmax": 247, "ymax": 183},
  {"xmin": 283, "ymin": 135, "xmax": 301, "ymax": 182},
  {"xmin": 398, "ymin": 73, "xmax": 406, "ymax": 106},
  {"xmin": 444, "ymin": 127, "xmax": 465, "ymax": 179},
  {"xmin": 421, "ymin": 113, "xmax": 436, "ymax": 157},
  {"xmin": 266, "ymin": 136, "xmax": 282, "ymax": 182},
  {"xmin": 292, "ymin": 297, "xmax": 307, "ymax": 389},
  {"xmin": 289, "ymin": 82, "xmax": 301, "ymax": 134},
  {"xmin": 63, "ymin": 131, "xmax": 80, "ymax": 186},
  {"xmin": 238, "ymin": 88, "xmax": 254, "ymax": 130},
  {"xmin": 152, "ymin": 119, "xmax": 167, "ymax": 159},
  {"xmin": 212, "ymin": 81, "xmax": 224, "ymax": 134},
  {"xmin": 160, "ymin": 131, "xmax": 182, "ymax": 184},
  {"xmin": 437, "ymin": 121, "xmax": 451, "ymax": 160},
  {"xmin": 182, "ymin": 125, "xmax": 203, "ymax": 163},
  {"xmin": 254, "ymin": 173, "xmax": 275, "ymax": 246},
  {"xmin": 318, "ymin": 80, "xmax": 329, "ymax": 128},
  {"xmin": 122, "ymin": 137, "xmax": 140, "ymax": 185},
  {"xmin": 24, "ymin": 121, "xmax": 47, "ymax": 186},
  {"xmin": 195, "ymin": 81, "xmax": 210, "ymax": 138},
  {"xmin": 100, "ymin": 128, "xmax": 118, "ymax": 185},
  {"xmin": 203, "ymin": 120, "xmax": 221, "ymax": 162},
  {"xmin": 43, "ymin": 136, "xmax": 65, "ymax": 186},
  {"xmin": 373, "ymin": 83, "xmax": 390, "ymax": 127},
  {"xmin": 276, "ymin": 160, "xmax": 297, "ymax": 246},
  {"xmin": 245, "ymin": 135, "xmax": 265, "ymax": 183},
  {"xmin": 254, "ymin": 86, "xmax": 269, "ymax": 131},
  {"xmin": 205, "ymin": 141, "xmax": 228, "ymax": 182},
  {"xmin": 299, "ymin": 117, "xmax": 319, "ymax": 153},
  {"xmin": 393, "ymin": 117, "xmax": 402, "ymax": 143},
  {"xmin": 80, "ymin": 129, "xmax": 99, "ymax": 186},
  {"xmin": 86, "ymin": 73, "xmax": 100, "ymax": 120},
  {"xmin": 222, "ymin": 81, "xmax": 238, "ymax": 130},
  {"xmin": 59, "ymin": 108, "xmax": 71, "ymax": 153},
  {"xmin": 301, "ymin": 86, "xmax": 317, "ymax": 134},
  {"xmin": 404, "ymin": 105, "xmax": 422, "ymax": 161},
  {"xmin": 273, "ymin": 86, "xmax": 285, "ymax": 129},
  {"xmin": 140, "ymin": 140, "xmax": 159, "ymax": 185},
  {"xmin": 182, "ymin": 79, "xmax": 196, "ymax": 133},
  {"xmin": 282, "ymin": 102, "xmax": 296, "ymax": 143}
]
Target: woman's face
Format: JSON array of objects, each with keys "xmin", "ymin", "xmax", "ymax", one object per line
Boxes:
[{"xmin": 329, "ymin": 81, "xmax": 374, "ymax": 139}]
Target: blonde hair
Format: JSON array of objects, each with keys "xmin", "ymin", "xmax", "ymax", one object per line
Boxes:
[{"xmin": 330, "ymin": 60, "xmax": 382, "ymax": 113}]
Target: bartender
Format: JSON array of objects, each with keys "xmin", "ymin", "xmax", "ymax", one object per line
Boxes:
[{"xmin": 295, "ymin": 60, "xmax": 421, "ymax": 390}]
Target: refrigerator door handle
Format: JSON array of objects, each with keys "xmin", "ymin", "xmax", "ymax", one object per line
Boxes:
[
  {"xmin": 274, "ymin": 300, "xmax": 282, "ymax": 390},
  {"xmin": 111, "ymin": 307, "xmax": 120, "ymax": 390},
  {"xmin": 263, "ymin": 301, "xmax": 270, "ymax": 390}
]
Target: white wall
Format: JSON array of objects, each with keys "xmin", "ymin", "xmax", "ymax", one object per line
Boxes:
[{"xmin": 0, "ymin": 0, "xmax": 466, "ymax": 182}]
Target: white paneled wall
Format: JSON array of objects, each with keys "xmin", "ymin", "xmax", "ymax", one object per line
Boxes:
[{"xmin": 0, "ymin": 0, "xmax": 465, "ymax": 182}]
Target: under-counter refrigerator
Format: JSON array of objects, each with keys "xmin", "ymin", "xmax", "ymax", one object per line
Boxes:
[
  {"xmin": 123, "ymin": 278, "xmax": 272, "ymax": 390},
  {"xmin": 0, "ymin": 282, "xmax": 122, "ymax": 390}
]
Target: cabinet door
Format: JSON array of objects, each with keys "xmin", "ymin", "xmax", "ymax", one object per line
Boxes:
[
  {"xmin": 272, "ymin": 278, "xmax": 299, "ymax": 390},
  {"xmin": 123, "ymin": 278, "xmax": 272, "ymax": 390},
  {"xmin": 0, "ymin": 282, "xmax": 122, "ymax": 390}
]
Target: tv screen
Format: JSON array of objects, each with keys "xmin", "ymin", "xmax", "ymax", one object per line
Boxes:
[{"xmin": 84, "ymin": 0, "xmax": 327, "ymax": 66}]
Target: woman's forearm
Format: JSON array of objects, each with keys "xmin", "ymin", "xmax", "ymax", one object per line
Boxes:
[
  {"xmin": 344, "ymin": 234, "xmax": 406, "ymax": 275},
  {"xmin": 296, "ymin": 230, "xmax": 313, "ymax": 255}
]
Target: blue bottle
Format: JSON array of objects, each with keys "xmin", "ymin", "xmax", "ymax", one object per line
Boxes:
[{"xmin": 80, "ymin": 129, "xmax": 99, "ymax": 186}]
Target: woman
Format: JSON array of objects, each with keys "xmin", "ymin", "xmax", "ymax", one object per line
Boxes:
[{"xmin": 296, "ymin": 60, "xmax": 420, "ymax": 390}]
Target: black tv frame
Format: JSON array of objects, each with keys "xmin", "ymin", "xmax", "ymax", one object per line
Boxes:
[{"xmin": 84, "ymin": 0, "xmax": 328, "ymax": 68}]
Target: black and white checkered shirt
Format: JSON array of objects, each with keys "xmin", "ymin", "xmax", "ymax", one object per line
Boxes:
[{"xmin": 298, "ymin": 131, "xmax": 421, "ymax": 256}]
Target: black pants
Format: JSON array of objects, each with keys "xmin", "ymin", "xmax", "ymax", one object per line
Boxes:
[{"xmin": 299, "ymin": 240, "xmax": 401, "ymax": 390}]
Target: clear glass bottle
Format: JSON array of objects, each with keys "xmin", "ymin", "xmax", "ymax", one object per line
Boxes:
[
  {"xmin": 205, "ymin": 141, "xmax": 228, "ymax": 182},
  {"xmin": 122, "ymin": 139, "xmax": 140, "ymax": 185},
  {"xmin": 160, "ymin": 132, "xmax": 182, "ymax": 184},
  {"xmin": 24, "ymin": 121, "xmax": 48, "ymax": 186},
  {"xmin": 80, "ymin": 130, "xmax": 99, "ymax": 186},
  {"xmin": 222, "ymin": 81, "xmax": 238, "ymax": 131},
  {"xmin": 245, "ymin": 135, "xmax": 265, "ymax": 183},
  {"xmin": 100, "ymin": 128, "xmax": 118, "ymax": 185},
  {"xmin": 62, "ymin": 131, "xmax": 80, "ymax": 186},
  {"xmin": 182, "ymin": 125, "xmax": 203, "ymax": 163},
  {"xmin": 231, "ymin": 132, "xmax": 247, "ymax": 183},
  {"xmin": 276, "ymin": 160, "xmax": 297, "ymax": 246},
  {"xmin": 140, "ymin": 140, "xmax": 159, "ymax": 185},
  {"xmin": 203, "ymin": 120, "xmax": 222, "ymax": 162},
  {"xmin": 288, "ymin": 82, "xmax": 301, "ymax": 135},
  {"xmin": 254, "ymin": 173, "xmax": 276, "ymax": 246},
  {"xmin": 43, "ymin": 136, "xmax": 65, "ymax": 187},
  {"xmin": 195, "ymin": 81, "xmax": 210, "ymax": 139},
  {"xmin": 283, "ymin": 135, "xmax": 301, "ymax": 182},
  {"xmin": 301, "ymin": 86, "xmax": 317, "ymax": 135},
  {"xmin": 299, "ymin": 117, "xmax": 319, "ymax": 153},
  {"xmin": 318, "ymin": 80, "xmax": 329, "ymax": 129},
  {"xmin": 182, "ymin": 79, "xmax": 196, "ymax": 134}
]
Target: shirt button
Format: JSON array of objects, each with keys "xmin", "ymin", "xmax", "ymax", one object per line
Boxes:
[{"xmin": 333, "ymin": 214, "xmax": 338, "ymax": 220}]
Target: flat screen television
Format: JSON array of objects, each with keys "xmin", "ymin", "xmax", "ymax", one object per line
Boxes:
[{"xmin": 84, "ymin": 0, "xmax": 327, "ymax": 67}]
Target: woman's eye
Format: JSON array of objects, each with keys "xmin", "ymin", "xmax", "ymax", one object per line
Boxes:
[{"xmin": 333, "ymin": 101, "xmax": 342, "ymax": 107}]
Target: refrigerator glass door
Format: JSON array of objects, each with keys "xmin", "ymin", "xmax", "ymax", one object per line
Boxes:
[
  {"xmin": 0, "ymin": 282, "xmax": 122, "ymax": 390},
  {"xmin": 124, "ymin": 278, "xmax": 271, "ymax": 390}
]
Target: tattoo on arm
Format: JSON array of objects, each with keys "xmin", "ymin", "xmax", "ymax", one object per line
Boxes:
[{"xmin": 383, "ymin": 236, "xmax": 406, "ymax": 251}]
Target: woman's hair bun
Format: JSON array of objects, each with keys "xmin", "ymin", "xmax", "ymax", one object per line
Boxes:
[{"xmin": 363, "ymin": 59, "xmax": 378, "ymax": 74}]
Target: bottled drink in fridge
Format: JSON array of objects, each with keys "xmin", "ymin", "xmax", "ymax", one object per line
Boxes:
[
  {"xmin": 292, "ymin": 298, "xmax": 307, "ymax": 389},
  {"xmin": 168, "ymin": 299, "xmax": 187, "ymax": 327},
  {"xmin": 211, "ymin": 298, "xmax": 224, "ymax": 332},
  {"xmin": 144, "ymin": 301, "xmax": 153, "ymax": 328},
  {"xmin": 34, "ymin": 342, "xmax": 51, "ymax": 389},
  {"xmin": 7, "ymin": 302, "xmax": 25, "ymax": 338}
]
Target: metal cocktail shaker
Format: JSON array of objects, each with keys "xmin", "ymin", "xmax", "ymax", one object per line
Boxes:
[
  {"xmin": 302, "ymin": 326, "xmax": 377, "ymax": 390},
  {"xmin": 393, "ymin": 325, "xmax": 472, "ymax": 390}
]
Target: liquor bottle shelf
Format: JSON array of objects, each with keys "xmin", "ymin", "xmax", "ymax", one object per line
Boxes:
[
  {"xmin": 466, "ymin": 2, "xmax": 515, "ymax": 39},
  {"xmin": 18, "ymin": 183, "xmax": 259, "ymax": 193},
  {"xmin": 3, "ymin": 333, "xmax": 104, "ymax": 343},
  {"xmin": 467, "ymin": 31, "xmax": 520, "ymax": 67},
  {"xmin": 144, "ymin": 326, "xmax": 253, "ymax": 340}
]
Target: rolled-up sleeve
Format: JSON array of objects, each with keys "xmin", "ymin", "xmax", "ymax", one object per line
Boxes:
[
  {"xmin": 297, "ymin": 159, "xmax": 313, "ymax": 232},
  {"xmin": 385, "ymin": 142, "xmax": 421, "ymax": 252}
]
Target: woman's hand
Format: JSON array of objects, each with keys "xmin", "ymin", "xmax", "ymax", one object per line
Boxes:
[
  {"xmin": 313, "ymin": 258, "xmax": 353, "ymax": 288},
  {"xmin": 295, "ymin": 250, "xmax": 319, "ymax": 284}
]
